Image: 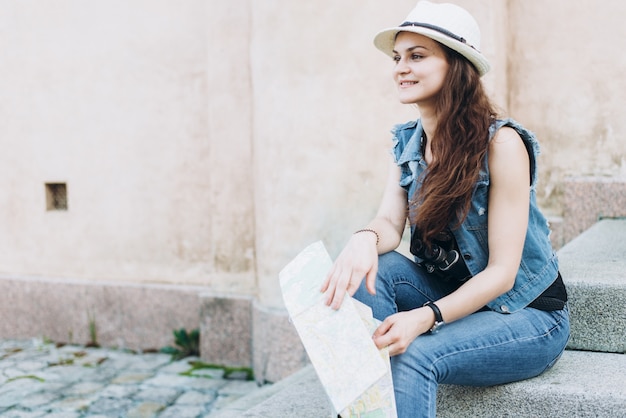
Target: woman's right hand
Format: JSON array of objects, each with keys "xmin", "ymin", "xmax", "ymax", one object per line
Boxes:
[{"xmin": 320, "ymin": 231, "xmax": 379, "ymax": 310}]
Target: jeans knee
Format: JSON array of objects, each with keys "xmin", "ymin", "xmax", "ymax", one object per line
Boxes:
[
  {"xmin": 377, "ymin": 251, "xmax": 408, "ymax": 275},
  {"xmin": 393, "ymin": 340, "xmax": 436, "ymax": 378}
]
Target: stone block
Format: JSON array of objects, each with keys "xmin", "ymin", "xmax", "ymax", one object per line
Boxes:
[
  {"xmin": 199, "ymin": 294, "xmax": 253, "ymax": 367},
  {"xmin": 252, "ymin": 301, "xmax": 309, "ymax": 384},
  {"xmin": 558, "ymin": 219, "xmax": 626, "ymax": 353}
]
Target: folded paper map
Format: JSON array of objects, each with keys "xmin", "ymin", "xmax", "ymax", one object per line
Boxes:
[{"xmin": 279, "ymin": 241, "xmax": 397, "ymax": 417}]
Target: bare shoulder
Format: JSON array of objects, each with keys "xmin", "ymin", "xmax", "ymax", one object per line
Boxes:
[
  {"xmin": 488, "ymin": 126, "xmax": 530, "ymax": 183},
  {"xmin": 491, "ymin": 126, "xmax": 522, "ymax": 144},
  {"xmin": 489, "ymin": 126, "xmax": 526, "ymax": 157}
]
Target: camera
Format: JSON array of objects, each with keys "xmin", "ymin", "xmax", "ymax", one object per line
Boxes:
[{"xmin": 410, "ymin": 230, "xmax": 470, "ymax": 280}]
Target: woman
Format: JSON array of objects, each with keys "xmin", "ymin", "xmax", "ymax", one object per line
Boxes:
[{"xmin": 321, "ymin": 1, "xmax": 570, "ymax": 417}]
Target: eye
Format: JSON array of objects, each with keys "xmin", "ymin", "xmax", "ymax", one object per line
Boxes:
[
  {"xmin": 392, "ymin": 55, "xmax": 401, "ymax": 63},
  {"xmin": 411, "ymin": 53, "xmax": 424, "ymax": 61}
]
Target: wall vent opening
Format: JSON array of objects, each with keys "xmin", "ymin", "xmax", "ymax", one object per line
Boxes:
[{"xmin": 45, "ymin": 183, "xmax": 68, "ymax": 211}]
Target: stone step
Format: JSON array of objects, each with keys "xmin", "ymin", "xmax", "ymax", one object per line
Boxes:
[
  {"xmin": 212, "ymin": 366, "xmax": 331, "ymax": 418},
  {"xmin": 559, "ymin": 219, "xmax": 626, "ymax": 353},
  {"xmin": 217, "ymin": 350, "xmax": 626, "ymax": 417}
]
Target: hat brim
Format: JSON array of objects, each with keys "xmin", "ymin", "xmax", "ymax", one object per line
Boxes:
[{"xmin": 373, "ymin": 26, "xmax": 490, "ymax": 77}]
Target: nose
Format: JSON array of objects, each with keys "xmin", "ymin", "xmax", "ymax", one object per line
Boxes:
[{"xmin": 393, "ymin": 57, "xmax": 410, "ymax": 76}]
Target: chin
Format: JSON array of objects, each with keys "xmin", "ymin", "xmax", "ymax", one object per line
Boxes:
[{"xmin": 398, "ymin": 97, "xmax": 418, "ymax": 105}]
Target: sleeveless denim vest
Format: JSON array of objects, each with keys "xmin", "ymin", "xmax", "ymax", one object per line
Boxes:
[{"xmin": 392, "ymin": 118, "xmax": 559, "ymax": 314}]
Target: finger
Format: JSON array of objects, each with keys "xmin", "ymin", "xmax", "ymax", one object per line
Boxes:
[
  {"xmin": 364, "ymin": 269, "xmax": 377, "ymax": 295},
  {"xmin": 330, "ymin": 285, "xmax": 347, "ymax": 310},
  {"xmin": 374, "ymin": 328, "xmax": 401, "ymax": 351},
  {"xmin": 324, "ymin": 280, "xmax": 339, "ymax": 306},
  {"xmin": 375, "ymin": 326, "xmax": 405, "ymax": 355},
  {"xmin": 372, "ymin": 318, "xmax": 393, "ymax": 339},
  {"xmin": 323, "ymin": 287, "xmax": 334, "ymax": 306},
  {"xmin": 387, "ymin": 342, "xmax": 407, "ymax": 357},
  {"xmin": 324, "ymin": 269, "xmax": 346, "ymax": 308},
  {"xmin": 373, "ymin": 334, "xmax": 391, "ymax": 350},
  {"xmin": 346, "ymin": 271, "xmax": 363, "ymax": 296},
  {"xmin": 320, "ymin": 265, "xmax": 337, "ymax": 292},
  {"xmin": 323, "ymin": 268, "xmax": 344, "ymax": 306}
]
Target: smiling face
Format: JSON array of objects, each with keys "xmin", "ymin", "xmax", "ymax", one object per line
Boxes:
[{"xmin": 392, "ymin": 32, "xmax": 450, "ymax": 106}]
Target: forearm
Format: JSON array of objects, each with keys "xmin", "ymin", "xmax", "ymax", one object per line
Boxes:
[
  {"xmin": 355, "ymin": 160, "xmax": 407, "ymax": 254},
  {"xmin": 360, "ymin": 216, "xmax": 405, "ymax": 254},
  {"xmin": 432, "ymin": 265, "xmax": 515, "ymax": 324}
]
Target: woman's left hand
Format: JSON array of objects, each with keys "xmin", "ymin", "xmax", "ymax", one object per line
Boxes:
[{"xmin": 372, "ymin": 307, "xmax": 435, "ymax": 356}]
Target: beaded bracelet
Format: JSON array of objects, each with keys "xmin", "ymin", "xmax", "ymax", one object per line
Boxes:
[{"xmin": 354, "ymin": 228, "xmax": 380, "ymax": 246}]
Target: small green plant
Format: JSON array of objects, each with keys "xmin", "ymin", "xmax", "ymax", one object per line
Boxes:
[
  {"xmin": 160, "ymin": 328, "xmax": 200, "ymax": 360},
  {"xmin": 86, "ymin": 310, "xmax": 99, "ymax": 348},
  {"xmin": 7, "ymin": 375, "xmax": 45, "ymax": 383},
  {"xmin": 180, "ymin": 360, "xmax": 254, "ymax": 381},
  {"xmin": 47, "ymin": 358, "xmax": 74, "ymax": 367}
]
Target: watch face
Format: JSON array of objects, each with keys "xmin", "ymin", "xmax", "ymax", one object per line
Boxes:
[{"xmin": 431, "ymin": 321, "xmax": 444, "ymax": 334}]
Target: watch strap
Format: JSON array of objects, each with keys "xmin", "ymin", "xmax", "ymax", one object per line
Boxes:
[{"xmin": 423, "ymin": 301, "xmax": 445, "ymax": 333}]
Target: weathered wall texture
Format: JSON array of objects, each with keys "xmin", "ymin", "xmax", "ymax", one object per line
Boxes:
[
  {"xmin": 0, "ymin": 0, "xmax": 255, "ymax": 293},
  {"xmin": 1, "ymin": 0, "xmax": 625, "ymax": 315},
  {"xmin": 506, "ymin": 0, "xmax": 626, "ymax": 213}
]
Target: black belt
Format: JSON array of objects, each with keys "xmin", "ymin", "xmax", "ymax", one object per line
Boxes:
[
  {"xmin": 528, "ymin": 296, "xmax": 566, "ymax": 311},
  {"xmin": 527, "ymin": 272, "xmax": 567, "ymax": 311}
]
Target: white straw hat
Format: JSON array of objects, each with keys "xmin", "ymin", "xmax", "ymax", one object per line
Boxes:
[{"xmin": 373, "ymin": 1, "xmax": 490, "ymax": 76}]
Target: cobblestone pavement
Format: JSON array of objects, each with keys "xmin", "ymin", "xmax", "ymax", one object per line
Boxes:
[{"xmin": 0, "ymin": 339, "xmax": 266, "ymax": 418}]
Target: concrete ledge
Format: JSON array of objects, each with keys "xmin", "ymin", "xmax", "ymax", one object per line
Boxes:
[
  {"xmin": 558, "ymin": 219, "xmax": 626, "ymax": 353},
  {"xmin": 234, "ymin": 350, "xmax": 626, "ymax": 417},
  {"xmin": 0, "ymin": 275, "xmax": 205, "ymax": 351}
]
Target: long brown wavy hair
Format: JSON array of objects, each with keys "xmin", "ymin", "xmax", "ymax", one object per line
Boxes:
[{"xmin": 410, "ymin": 45, "xmax": 499, "ymax": 246}]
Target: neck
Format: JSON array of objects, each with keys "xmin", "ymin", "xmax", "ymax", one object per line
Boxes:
[{"xmin": 418, "ymin": 105, "xmax": 438, "ymax": 142}]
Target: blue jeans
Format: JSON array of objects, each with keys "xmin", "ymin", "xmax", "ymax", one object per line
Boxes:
[{"xmin": 353, "ymin": 251, "xmax": 570, "ymax": 418}]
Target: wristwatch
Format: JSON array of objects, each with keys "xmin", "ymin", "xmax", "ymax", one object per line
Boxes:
[{"xmin": 423, "ymin": 301, "xmax": 445, "ymax": 333}]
